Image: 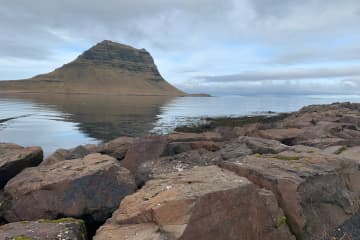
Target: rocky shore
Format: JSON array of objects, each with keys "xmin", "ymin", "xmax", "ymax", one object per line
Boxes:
[{"xmin": 1, "ymin": 102, "xmax": 360, "ymax": 240}]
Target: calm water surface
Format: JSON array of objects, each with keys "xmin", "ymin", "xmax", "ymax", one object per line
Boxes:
[{"xmin": 1, "ymin": 93, "xmax": 360, "ymax": 156}]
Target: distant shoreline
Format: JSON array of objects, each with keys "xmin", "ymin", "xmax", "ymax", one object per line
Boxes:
[{"xmin": 0, "ymin": 90, "xmax": 210, "ymax": 97}]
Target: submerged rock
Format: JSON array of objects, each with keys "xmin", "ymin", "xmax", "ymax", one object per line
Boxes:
[
  {"xmin": 0, "ymin": 218, "xmax": 87, "ymax": 240},
  {"xmin": 0, "ymin": 143, "xmax": 43, "ymax": 189},
  {"xmin": 1, "ymin": 154, "xmax": 136, "ymax": 224},
  {"xmin": 94, "ymin": 166, "xmax": 295, "ymax": 240}
]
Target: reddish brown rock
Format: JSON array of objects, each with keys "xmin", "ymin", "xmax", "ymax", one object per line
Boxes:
[
  {"xmin": 218, "ymin": 136, "xmax": 288, "ymax": 161},
  {"xmin": 0, "ymin": 143, "xmax": 43, "ymax": 188},
  {"xmin": 94, "ymin": 223, "xmax": 163, "ymax": 240},
  {"xmin": 42, "ymin": 148, "xmax": 70, "ymax": 165},
  {"xmin": 256, "ymin": 128, "xmax": 305, "ymax": 144},
  {"xmin": 0, "ymin": 218, "xmax": 87, "ymax": 240},
  {"xmin": 94, "ymin": 166, "xmax": 295, "ymax": 240},
  {"xmin": 221, "ymin": 151, "xmax": 360, "ymax": 239},
  {"xmin": 96, "ymin": 137, "xmax": 135, "ymax": 160},
  {"xmin": 233, "ymin": 103, "xmax": 360, "ymax": 149},
  {"xmin": 136, "ymin": 149, "xmax": 221, "ymax": 184},
  {"xmin": 43, "ymin": 137, "xmax": 135, "ymax": 166},
  {"xmin": 134, "ymin": 137, "xmax": 290, "ymax": 185},
  {"xmin": 122, "ymin": 133, "xmax": 224, "ymax": 186},
  {"xmin": 166, "ymin": 131, "xmax": 223, "ymax": 142},
  {"xmin": 2, "ymin": 154, "xmax": 136, "ymax": 224},
  {"xmin": 164, "ymin": 141, "xmax": 222, "ymax": 156},
  {"xmin": 121, "ymin": 136, "xmax": 167, "ymax": 184}
]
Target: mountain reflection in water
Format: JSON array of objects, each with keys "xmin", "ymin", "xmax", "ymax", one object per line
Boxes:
[{"xmin": 0, "ymin": 94, "xmax": 173, "ymax": 155}]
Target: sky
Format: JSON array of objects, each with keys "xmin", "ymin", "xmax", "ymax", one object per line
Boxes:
[{"xmin": 1, "ymin": 0, "xmax": 360, "ymax": 95}]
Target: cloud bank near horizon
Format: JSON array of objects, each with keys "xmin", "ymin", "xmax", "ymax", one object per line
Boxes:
[{"xmin": 1, "ymin": 0, "xmax": 360, "ymax": 95}]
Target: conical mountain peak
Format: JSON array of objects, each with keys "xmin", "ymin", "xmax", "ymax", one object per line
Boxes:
[{"xmin": 0, "ymin": 40, "xmax": 185, "ymax": 96}]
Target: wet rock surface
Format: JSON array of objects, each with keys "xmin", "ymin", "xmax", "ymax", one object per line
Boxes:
[{"xmin": 0, "ymin": 218, "xmax": 87, "ymax": 240}]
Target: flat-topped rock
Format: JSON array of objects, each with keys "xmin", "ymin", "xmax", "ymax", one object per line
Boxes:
[
  {"xmin": 1, "ymin": 153, "xmax": 136, "ymax": 224},
  {"xmin": 221, "ymin": 151, "xmax": 360, "ymax": 239},
  {"xmin": 0, "ymin": 218, "xmax": 87, "ymax": 240},
  {"xmin": 95, "ymin": 166, "xmax": 295, "ymax": 240},
  {"xmin": 0, "ymin": 143, "xmax": 43, "ymax": 188}
]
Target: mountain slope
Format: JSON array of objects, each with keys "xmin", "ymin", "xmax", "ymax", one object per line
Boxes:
[{"xmin": 0, "ymin": 40, "xmax": 185, "ymax": 96}]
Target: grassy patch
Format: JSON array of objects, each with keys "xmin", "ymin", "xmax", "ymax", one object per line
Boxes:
[
  {"xmin": 276, "ymin": 216, "xmax": 287, "ymax": 228},
  {"xmin": 275, "ymin": 155, "xmax": 300, "ymax": 161},
  {"xmin": 12, "ymin": 236, "xmax": 33, "ymax": 240},
  {"xmin": 38, "ymin": 218, "xmax": 80, "ymax": 224},
  {"xmin": 335, "ymin": 146, "xmax": 347, "ymax": 155}
]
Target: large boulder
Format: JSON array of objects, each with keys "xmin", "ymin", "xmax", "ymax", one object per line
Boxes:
[
  {"xmin": 42, "ymin": 145, "xmax": 92, "ymax": 166},
  {"xmin": 136, "ymin": 149, "xmax": 221, "ymax": 184},
  {"xmin": 1, "ymin": 154, "xmax": 136, "ymax": 224},
  {"xmin": 0, "ymin": 143, "xmax": 43, "ymax": 188},
  {"xmin": 122, "ymin": 133, "xmax": 223, "ymax": 186},
  {"xmin": 43, "ymin": 137, "xmax": 135, "ymax": 165},
  {"xmin": 121, "ymin": 136, "xmax": 167, "ymax": 186},
  {"xmin": 163, "ymin": 141, "xmax": 222, "ymax": 156},
  {"xmin": 0, "ymin": 218, "xmax": 87, "ymax": 240},
  {"xmin": 255, "ymin": 128, "xmax": 305, "ymax": 145},
  {"xmin": 132, "ymin": 137, "xmax": 288, "ymax": 185},
  {"xmin": 96, "ymin": 137, "xmax": 135, "ymax": 160},
  {"xmin": 94, "ymin": 166, "xmax": 295, "ymax": 240},
  {"xmin": 219, "ymin": 136, "xmax": 288, "ymax": 161},
  {"xmin": 221, "ymin": 151, "xmax": 360, "ymax": 239}
]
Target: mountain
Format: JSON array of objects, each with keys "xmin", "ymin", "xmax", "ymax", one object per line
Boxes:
[{"xmin": 0, "ymin": 40, "xmax": 185, "ymax": 96}]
